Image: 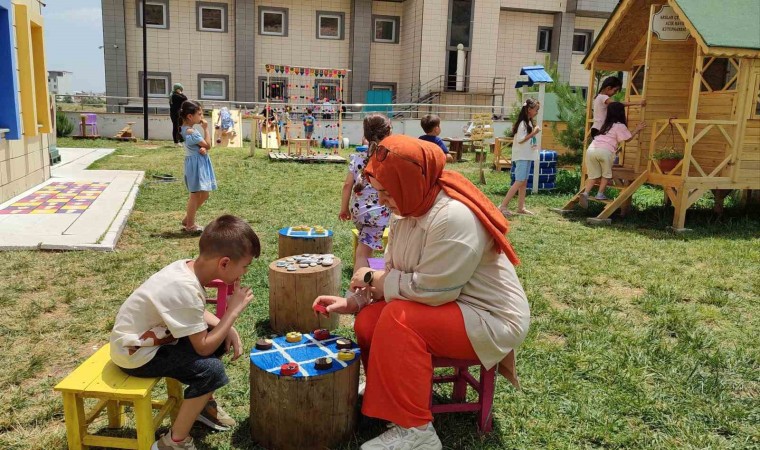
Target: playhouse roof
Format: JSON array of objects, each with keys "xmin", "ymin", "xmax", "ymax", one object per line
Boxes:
[
  {"xmin": 674, "ymin": 0, "xmax": 760, "ymax": 51},
  {"xmin": 584, "ymin": 0, "xmax": 760, "ymax": 68},
  {"xmin": 515, "ymin": 65, "xmax": 554, "ymax": 88}
]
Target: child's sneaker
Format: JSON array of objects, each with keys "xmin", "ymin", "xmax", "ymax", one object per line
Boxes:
[
  {"xmin": 151, "ymin": 432, "xmax": 196, "ymax": 450},
  {"xmin": 360, "ymin": 422, "xmax": 442, "ymax": 450},
  {"xmin": 595, "ymin": 193, "xmax": 609, "ymax": 201},
  {"xmin": 196, "ymin": 399, "xmax": 236, "ymax": 431},
  {"xmin": 579, "ymin": 192, "xmax": 589, "ymax": 209}
]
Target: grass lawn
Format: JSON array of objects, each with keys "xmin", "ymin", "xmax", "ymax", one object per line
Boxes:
[{"xmin": 0, "ymin": 138, "xmax": 758, "ymax": 449}]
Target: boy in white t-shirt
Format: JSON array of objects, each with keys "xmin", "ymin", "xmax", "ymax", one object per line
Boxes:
[
  {"xmin": 581, "ymin": 102, "xmax": 645, "ymax": 207},
  {"xmin": 110, "ymin": 215, "xmax": 260, "ymax": 450}
]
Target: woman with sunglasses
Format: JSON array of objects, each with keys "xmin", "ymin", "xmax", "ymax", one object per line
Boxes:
[{"xmin": 314, "ymin": 135, "xmax": 531, "ymax": 450}]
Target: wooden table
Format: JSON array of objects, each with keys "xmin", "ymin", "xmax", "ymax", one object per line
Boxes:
[{"xmin": 443, "ymin": 137, "xmax": 472, "ymax": 162}]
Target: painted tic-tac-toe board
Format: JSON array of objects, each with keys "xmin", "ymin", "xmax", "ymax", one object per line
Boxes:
[{"xmin": 0, "ymin": 182, "xmax": 109, "ymax": 215}]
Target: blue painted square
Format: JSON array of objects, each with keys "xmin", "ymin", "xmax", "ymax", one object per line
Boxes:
[{"xmin": 250, "ymin": 334, "xmax": 360, "ymax": 379}]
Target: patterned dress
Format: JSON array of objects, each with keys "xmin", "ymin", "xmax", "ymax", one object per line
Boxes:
[{"xmin": 349, "ymin": 152, "xmax": 390, "ymax": 250}]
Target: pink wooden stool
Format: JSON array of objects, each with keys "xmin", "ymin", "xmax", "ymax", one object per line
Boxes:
[
  {"xmin": 205, "ymin": 279, "xmax": 233, "ymax": 318},
  {"xmin": 430, "ymin": 357, "xmax": 496, "ymax": 433}
]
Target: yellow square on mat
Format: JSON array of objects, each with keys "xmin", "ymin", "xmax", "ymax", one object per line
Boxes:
[
  {"xmin": 60, "ymin": 205, "xmax": 88, "ymax": 210},
  {"xmin": 30, "ymin": 209, "xmax": 58, "ymax": 214},
  {"xmin": 11, "ymin": 202, "xmax": 43, "ymax": 207}
]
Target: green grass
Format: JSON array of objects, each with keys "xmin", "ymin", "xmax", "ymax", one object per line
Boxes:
[{"xmin": 0, "ymin": 138, "xmax": 758, "ymax": 449}]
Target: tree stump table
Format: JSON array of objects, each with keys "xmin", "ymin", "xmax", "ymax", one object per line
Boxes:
[
  {"xmin": 250, "ymin": 333, "xmax": 360, "ymax": 450},
  {"xmin": 268, "ymin": 255, "xmax": 341, "ymax": 332},
  {"xmin": 277, "ymin": 227, "xmax": 333, "ymax": 258}
]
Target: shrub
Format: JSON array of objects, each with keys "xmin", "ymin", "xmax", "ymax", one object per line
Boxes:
[{"xmin": 56, "ymin": 110, "xmax": 74, "ymax": 137}]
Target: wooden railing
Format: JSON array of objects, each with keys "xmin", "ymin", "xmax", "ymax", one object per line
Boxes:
[{"xmin": 648, "ymin": 118, "xmax": 738, "ymax": 177}]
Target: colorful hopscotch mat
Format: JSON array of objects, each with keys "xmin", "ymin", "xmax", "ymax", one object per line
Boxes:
[
  {"xmin": 0, "ymin": 182, "xmax": 109, "ymax": 215},
  {"xmin": 250, "ymin": 333, "xmax": 360, "ymax": 378}
]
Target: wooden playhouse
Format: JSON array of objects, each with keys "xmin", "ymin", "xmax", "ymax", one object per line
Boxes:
[{"xmin": 558, "ymin": 0, "xmax": 760, "ymax": 229}]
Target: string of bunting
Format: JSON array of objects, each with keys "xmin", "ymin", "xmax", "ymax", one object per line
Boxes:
[{"xmin": 265, "ymin": 64, "xmax": 348, "ymax": 78}]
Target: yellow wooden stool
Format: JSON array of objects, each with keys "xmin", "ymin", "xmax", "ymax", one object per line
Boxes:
[
  {"xmin": 54, "ymin": 344, "xmax": 183, "ymax": 450},
  {"xmin": 351, "ymin": 228, "xmax": 389, "ymax": 261}
]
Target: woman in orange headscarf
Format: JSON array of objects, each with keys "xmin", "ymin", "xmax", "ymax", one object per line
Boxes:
[{"xmin": 314, "ymin": 135, "xmax": 530, "ymax": 450}]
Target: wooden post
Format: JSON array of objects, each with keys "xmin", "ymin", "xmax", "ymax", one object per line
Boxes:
[
  {"xmin": 672, "ymin": 46, "xmax": 704, "ymax": 229},
  {"xmin": 268, "ymin": 258, "xmax": 341, "ymax": 332},
  {"xmin": 250, "ymin": 340, "xmax": 359, "ymax": 449},
  {"xmin": 729, "ymin": 64, "xmax": 753, "ymax": 181},
  {"xmin": 579, "ymin": 61, "xmax": 596, "ymax": 193},
  {"xmin": 532, "ymin": 83, "xmax": 546, "ymax": 193},
  {"xmin": 338, "ymin": 77, "xmax": 343, "ymax": 147}
]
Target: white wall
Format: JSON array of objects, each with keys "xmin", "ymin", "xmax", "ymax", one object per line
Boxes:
[{"xmin": 62, "ymin": 111, "xmax": 512, "ymax": 145}]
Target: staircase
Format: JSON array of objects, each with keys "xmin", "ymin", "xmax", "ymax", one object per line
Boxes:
[{"xmin": 391, "ymin": 75, "xmax": 506, "ymax": 119}]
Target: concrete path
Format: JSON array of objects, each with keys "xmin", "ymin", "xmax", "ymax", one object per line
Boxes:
[{"xmin": 0, "ymin": 148, "xmax": 143, "ymax": 251}]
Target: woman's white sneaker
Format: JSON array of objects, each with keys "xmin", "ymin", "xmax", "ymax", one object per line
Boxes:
[{"xmin": 360, "ymin": 422, "xmax": 442, "ymax": 450}]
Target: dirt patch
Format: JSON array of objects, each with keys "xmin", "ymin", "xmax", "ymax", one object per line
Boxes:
[
  {"xmin": 545, "ymin": 291, "xmax": 570, "ymax": 311},
  {"xmin": 538, "ymin": 332, "xmax": 567, "ymax": 347}
]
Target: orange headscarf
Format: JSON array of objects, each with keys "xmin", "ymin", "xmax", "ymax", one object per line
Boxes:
[{"xmin": 364, "ymin": 135, "xmax": 519, "ymax": 265}]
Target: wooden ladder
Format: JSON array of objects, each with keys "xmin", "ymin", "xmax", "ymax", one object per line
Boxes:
[{"xmin": 554, "ymin": 170, "xmax": 649, "ymax": 225}]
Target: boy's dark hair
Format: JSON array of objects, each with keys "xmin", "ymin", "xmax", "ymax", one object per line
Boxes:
[
  {"xmin": 598, "ymin": 76, "xmax": 623, "ymax": 94},
  {"xmin": 420, "ymin": 114, "xmax": 441, "ymax": 134},
  {"xmin": 598, "ymin": 102, "xmax": 628, "ymax": 136},
  {"xmin": 306, "ymin": 108, "xmax": 313, "ymax": 114},
  {"xmin": 512, "ymin": 98, "xmax": 539, "ymax": 136},
  {"xmin": 179, "ymin": 100, "xmax": 202, "ymax": 125},
  {"xmin": 199, "ymin": 215, "xmax": 261, "ymax": 260},
  {"xmin": 363, "ymin": 113, "xmax": 392, "ymax": 143}
]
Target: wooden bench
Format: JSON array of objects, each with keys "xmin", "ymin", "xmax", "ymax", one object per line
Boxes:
[{"xmin": 54, "ymin": 344, "xmax": 183, "ymax": 450}]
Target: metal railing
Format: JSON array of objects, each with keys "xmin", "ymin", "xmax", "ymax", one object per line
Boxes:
[{"xmin": 54, "ymin": 94, "xmax": 510, "ymax": 121}]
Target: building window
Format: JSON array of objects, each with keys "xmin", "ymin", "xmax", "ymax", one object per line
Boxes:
[
  {"xmin": 198, "ymin": 74, "xmax": 228, "ymax": 100},
  {"xmin": 138, "ymin": 71, "xmax": 171, "ymax": 98},
  {"xmin": 259, "ymin": 7, "xmax": 288, "ymax": 37},
  {"xmin": 536, "ymin": 27, "xmax": 552, "ymax": 53},
  {"xmin": 259, "ymin": 77, "xmax": 287, "ymax": 102},
  {"xmin": 373, "ymin": 15, "xmax": 399, "ymax": 44},
  {"xmin": 317, "ymin": 11, "xmax": 344, "ymax": 40},
  {"xmin": 571, "ymin": 86, "xmax": 588, "ymax": 99},
  {"xmin": 137, "ymin": 0, "xmax": 169, "ymax": 29},
  {"xmin": 572, "ymin": 30, "xmax": 593, "ymax": 54},
  {"xmin": 315, "ymin": 80, "xmax": 340, "ymax": 102},
  {"xmin": 197, "ymin": 2, "xmax": 227, "ymax": 32},
  {"xmin": 701, "ymin": 58, "xmax": 740, "ymax": 92}
]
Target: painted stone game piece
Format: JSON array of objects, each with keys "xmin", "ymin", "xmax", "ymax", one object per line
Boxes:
[
  {"xmin": 336, "ymin": 338, "xmax": 352, "ymax": 350},
  {"xmin": 337, "ymin": 349, "xmax": 355, "ymax": 361},
  {"xmin": 315, "ymin": 357, "xmax": 333, "ymax": 370},
  {"xmin": 286, "ymin": 331, "xmax": 303, "ymax": 343},
  {"xmin": 313, "ymin": 328, "xmax": 330, "ymax": 340},
  {"xmin": 280, "ymin": 362, "xmax": 299, "ymax": 376},
  {"xmin": 255, "ymin": 338, "xmax": 273, "ymax": 350}
]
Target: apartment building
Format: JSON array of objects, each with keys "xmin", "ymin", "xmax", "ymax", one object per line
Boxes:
[
  {"xmin": 48, "ymin": 70, "xmax": 73, "ymax": 95},
  {"xmin": 101, "ymin": 0, "xmax": 616, "ymax": 111}
]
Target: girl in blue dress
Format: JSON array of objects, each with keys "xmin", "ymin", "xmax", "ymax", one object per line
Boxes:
[{"xmin": 179, "ymin": 100, "xmax": 217, "ymax": 234}]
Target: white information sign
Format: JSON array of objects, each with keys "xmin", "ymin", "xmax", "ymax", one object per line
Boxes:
[{"xmin": 652, "ymin": 5, "xmax": 690, "ymax": 41}]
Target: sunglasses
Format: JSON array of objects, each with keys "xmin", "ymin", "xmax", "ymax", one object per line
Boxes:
[{"xmin": 367, "ymin": 142, "xmax": 426, "ymax": 176}]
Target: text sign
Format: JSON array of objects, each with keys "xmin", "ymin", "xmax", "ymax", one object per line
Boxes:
[{"xmin": 652, "ymin": 5, "xmax": 690, "ymax": 41}]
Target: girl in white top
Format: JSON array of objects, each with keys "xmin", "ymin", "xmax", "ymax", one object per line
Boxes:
[
  {"xmin": 498, "ymin": 98, "xmax": 541, "ymax": 217},
  {"xmin": 581, "ymin": 102, "xmax": 645, "ymax": 206},
  {"xmin": 591, "ymin": 76, "xmax": 646, "ymax": 139}
]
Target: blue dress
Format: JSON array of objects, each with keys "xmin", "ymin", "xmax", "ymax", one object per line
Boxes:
[{"xmin": 182, "ymin": 126, "xmax": 217, "ymax": 192}]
